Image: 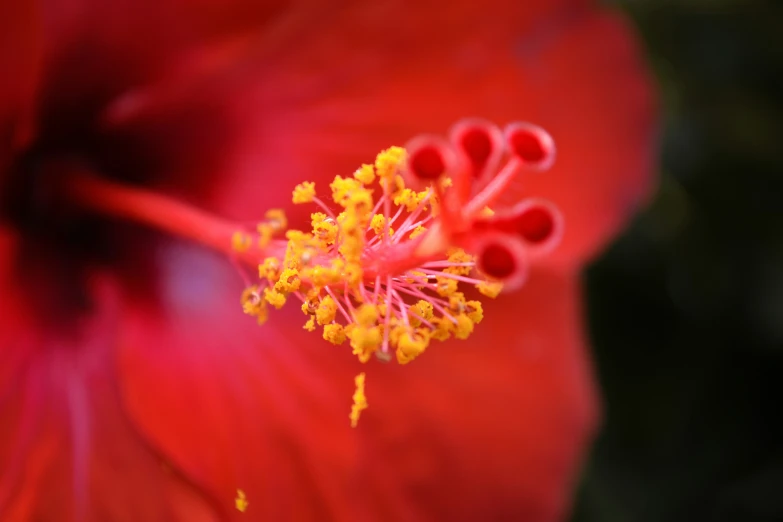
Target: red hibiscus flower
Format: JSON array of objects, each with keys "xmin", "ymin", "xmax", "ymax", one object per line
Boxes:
[{"xmin": 0, "ymin": 1, "xmax": 655, "ymax": 521}]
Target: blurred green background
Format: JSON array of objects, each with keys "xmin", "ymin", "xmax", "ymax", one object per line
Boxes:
[{"xmin": 573, "ymin": 1, "xmax": 783, "ymax": 521}]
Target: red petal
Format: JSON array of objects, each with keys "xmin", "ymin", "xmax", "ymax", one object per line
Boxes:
[
  {"xmin": 120, "ymin": 242, "xmax": 597, "ymax": 521},
  {"xmin": 0, "ymin": 230, "xmax": 219, "ymax": 521},
  {"xmin": 212, "ymin": 4, "xmax": 655, "ymax": 270}
]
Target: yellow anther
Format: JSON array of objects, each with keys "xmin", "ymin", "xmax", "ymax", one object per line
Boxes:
[
  {"xmin": 445, "ymin": 248, "xmax": 474, "ymax": 276},
  {"xmin": 448, "ymin": 292, "xmax": 467, "ymax": 313},
  {"xmin": 231, "ymin": 231, "xmax": 252, "ymax": 252},
  {"xmin": 259, "ymin": 257, "xmax": 281, "ymax": 282},
  {"xmin": 343, "ymin": 262, "xmax": 363, "ymax": 287},
  {"xmin": 330, "ymin": 176, "xmax": 367, "ymax": 208},
  {"xmin": 316, "ymin": 295, "xmax": 338, "ymax": 325},
  {"xmin": 353, "ymin": 304, "xmax": 379, "ymax": 327},
  {"xmin": 375, "ymin": 146, "xmax": 407, "ymax": 183},
  {"xmin": 354, "ymin": 164, "xmax": 376, "ymax": 185},
  {"xmin": 388, "ymin": 323, "xmax": 405, "ymax": 346},
  {"xmin": 435, "ymin": 276, "xmax": 458, "ymax": 297},
  {"xmin": 301, "ymin": 292, "xmax": 319, "ymax": 315},
  {"xmin": 284, "ymin": 230, "xmax": 316, "ymax": 270},
  {"xmin": 305, "ymin": 263, "xmax": 342, "ymax": 288},
  {"xmin": 465, "ymin": 300, "xmax": 484, "ymax": 324},
  {"xmin": 264, "ymin": 209, "xmax": 287, "ymax": 231},
  {"xmin": 411, "ymin": 300, "xmax": 434, "ymax": 321},
  {"xmin": 409, "ymin": 225, "xmax": 428, "ymax": 239},
  {"xmin": 303, "ymin": 316, "xmax": 316, "ymax": 331},
  {"xmin": 454, "ymin": 313, "xmax": 474, "ymax": 340},
  {"xmin": 480, "ymin": 206, "xmax": 495, "ymax": 217},
  {"xmin": 235, "ymin": 489, "xmax": 249, "ymax": 513},
  {"xmin": 430, "ymin": 316, "xmax": 454, "ymax": 341},
  {"xmin": 292, "ymin": 181, "xmax": 316, "ymax": 204},
  {"xmin": 311, "ymin": 212, "xmax": 338, "ymax": 244},
  {"xmin": 350, "ymin": 372, "xmax": 368, "ymax": 428},
  {"xmin": 338, "ymin": 232, "xmax": 363, "ymax": 264},
  {"xmin": 348, "ymin": 326, "xmax": 382, "ymax": 363},
  {"xmin": 256, "ymin": 223, "xmax": 273, "ymax": 248},
  {"xmin": 396, "ymin": 329, "xmax": 430, "ymax": 365},
  {"xmin": 240, "ymin": 286, "xmax": 268, "ymax": 325},
  {"xmin": 477, "ymin": 281, "xmax": 504, "ymax": 298},
  {"xmin": 393, "ymin": 188, "xmax": 426, "ymax": 212},
  {"xmin": 323, "ymin": 323, "xmax": 347, "ymax": 345},
  {"xmin": 336, "ymin": 210, "xmax": 358, "ymax": 235},
  {"xmin": 370, "ymin": 214, "xmax": 393, "ymax": 237},
  {"xmin": 274, "ymin": 268, "xmax": 301, "ymax": 293},
  {"xmin": 383, "ymin": 174, "xmax": 405, "ymax": 200},
  {"xmin": 263, "ymin": 287, "xmax": 287, "ymax": 309}
]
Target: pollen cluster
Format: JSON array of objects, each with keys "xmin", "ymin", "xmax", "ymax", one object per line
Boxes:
[
  {"xmin": 239, "ymin": 147, "xmax": 493, "ymax": 369},
  {"xmin": 235, "ymin": 119, "xmax": 562, "ymax": 427}
]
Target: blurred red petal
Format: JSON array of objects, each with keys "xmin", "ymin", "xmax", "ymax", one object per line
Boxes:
[
  {"xmin": 119, "ymin": 241, "xmax": 596, "ymax": 521},
  {"xmin": 212, "ymin": 3, "xmax": 655, "ymax": 270},
  {"xmin": 0, "ymin": 230, "xmax": 221, "ymax": 521}
]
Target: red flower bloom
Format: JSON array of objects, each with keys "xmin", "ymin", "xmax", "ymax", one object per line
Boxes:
[{"xmin": 0, "ymin": 1, "xmax": 655, "ymax": 521}]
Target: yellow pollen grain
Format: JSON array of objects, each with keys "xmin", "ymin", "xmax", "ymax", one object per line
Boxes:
[
  {"xmin": 448, "ymin": 292, "xmax": 467, "ymax": 313},
  {"xmin": 274, "ymin": 268, "xmax": 301, "ymax": 293},
  {"xmin": 263, "ymin": 287, "xmax": 287, "ymax": 309},
  {"xmin": 435, "ymin": 276, "xmax": 458, "ymax": 297},
  {"xmin": 350, "ymin": 372, "xmax": 368, "ymax": 428},
  {"xmin": 396, "ymin": 329, "xmax": 430, "ymax": 365},
  {"xmin": 375, "ymin": 146, "xmax": 406, "ymax": 183},
  {"xmin": 256, "ymin": 223, "xmax": 273, "ymax": 248},
  {"xmin": 477, "ymin": 281, "xmax": 504, "ymax": 298},
  {"xmin": 292, "ymin": 181, "xmax": 316, "ymax": 204},
  {"xmin": 411, "ymin": 300, "xmax": 434, "ymax": 321},
  {"xmin": 259, "ymin": 257, "xmax": 280, "ymax": 282},
  {"xmin": 409, "ymin": 225, "xmax": 428, "ymax": 239},
  {"xmin": 393, "ymin": 188, "xmax": 426, "ymax": 212},
  {"xmin": 454, "ymin": 313, "xmax": 475, "ymax": 340},
  {"xmin": 265, "ymin": 208, "xmax": 287, "ymax": 231},
  {"xmin": 445, "ymin": 248, "xmax": 474, "ymax": 276},
  {"xmin": 323, "ymin": 323, "xmax": 347, "ymax": 345},
  {"xmin": 303, "ymin": 316, "xmax": 316, "ymax": 331},
  {"xmin": 235, "ymin": 489, "xmax": 248, "ymax": 513},
  {"xmin": 231, "ymin": 231, "xmax": 252, "ymax": 252},
  {"xmin": 349, "ymin": 326, "xmax": 382, "ymax": 363},
  {"xmin": 466, "ymin": 300, "xmax": 484, "ymax": 324},
  {"xmin": 330, "ymin": 176, "xmax": 366, "ymax": 207},
  {"xmin": 354, "ymin": 164, "xmax": 376, "ymax": 185},
  {"xmin": 240, "ymin": 286, "xmax": 268, "ymax": 325},
  {"xmin": 430, "ymin": 316, "xmax": 454, "ymax": 341},
  {"xmin": 311, "ymin": 212, "xmax": 337, "ymax": 244},
  {"xmin": 370, "ymin": 214, "xmax": 393, "ymax": 237},
  {"xmin": 316, "ymin": 295, "xmax": 338, "ymax": 325},
  {"xmin": 353, "ymin": 304, "xmax": 379, "ymax": 327}
]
